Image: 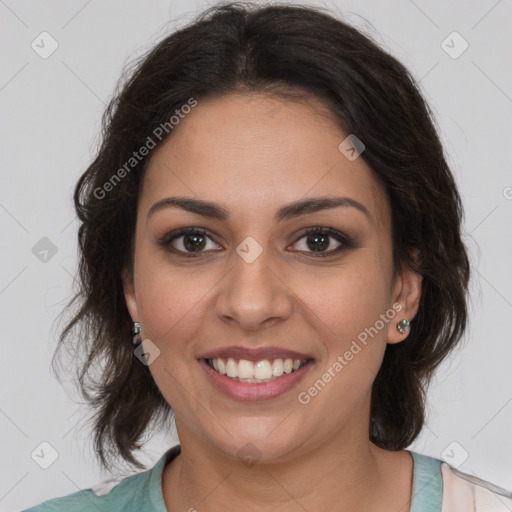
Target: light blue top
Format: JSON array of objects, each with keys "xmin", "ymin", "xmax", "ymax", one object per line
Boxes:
[{"xmin": 22, "ymin": 447, "xmax": 442, "ymax": 511}]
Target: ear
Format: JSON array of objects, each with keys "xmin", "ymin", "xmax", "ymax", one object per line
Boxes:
[
  {"xmin": 387, "ymin": 253, "xmax": 422, "ymax": 345},
  {"xmin": 121, "ymin": 267, "xmax": 139, "ymax": 323}
]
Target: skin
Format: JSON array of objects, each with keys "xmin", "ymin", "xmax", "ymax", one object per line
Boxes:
[{"xmin": 122, "ymin": 92, "xmax": 423, "ymax": 512}]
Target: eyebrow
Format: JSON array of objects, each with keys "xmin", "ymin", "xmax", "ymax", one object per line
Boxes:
[{"xmin": 146, "ymin": 195, "xmax": 371, "ymax": 223}]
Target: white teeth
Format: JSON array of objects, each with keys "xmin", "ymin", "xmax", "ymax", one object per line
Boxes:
[
  {"xmin": 238, "ymin": 359, "xmax": 254, "ymax": 379},
  {"xmin": 208, "ymin": 357, "xmax": 307, "ymax": 382},
  {"xmin": 272, "ymin": 359, "xmax": 284, "ymax": 376},
  {"xmin": 254, "ymin": 360, "xmax": 273, "ymax": 380},
  {"xmin": 226, "ymin": 358, "xmax": 237, "ymax": 377}
]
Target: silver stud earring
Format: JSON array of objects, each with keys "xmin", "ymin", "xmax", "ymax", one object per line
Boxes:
[
  {"xmin": 133, "ymin": 322, "xmax": 142, "ymax": 347},
  {"xmin": 396, "ymin": 319, "xmax": 410, "ymax": 334}
]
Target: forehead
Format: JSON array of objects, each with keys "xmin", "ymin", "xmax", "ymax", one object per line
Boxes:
[{"xmin": 141, "ymin": 92, "xmax": 390, "ymax": 229}]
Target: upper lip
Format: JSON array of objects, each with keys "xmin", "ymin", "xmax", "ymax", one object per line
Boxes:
[{"xmin": 198, "ymin": 346, "xmax": 314, "ymax": 362}]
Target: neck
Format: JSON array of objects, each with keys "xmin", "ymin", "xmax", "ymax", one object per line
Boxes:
[{"xmin": 162, "ymin": 424, "xmax": 413, "ymax": 511}]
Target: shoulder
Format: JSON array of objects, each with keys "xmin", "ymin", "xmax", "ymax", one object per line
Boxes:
[
  {"xmin": 408, "ymin": 450, "xmax": 512, "ymax": 512},
  {"xmin": 21, "ymin": 470, "xmax": 150, "ymax": 512},
  {"xmin": 21, "ymin": 445, "xmax": 180, "ymax": 511},
  {"xmin": 441, "ymin": 462, "xmax": 512, "ymax": 511}
]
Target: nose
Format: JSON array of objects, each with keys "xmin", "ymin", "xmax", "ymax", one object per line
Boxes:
[{"xmin": 215, "ymin": 244, "xmax": 293, "ymax": 332}]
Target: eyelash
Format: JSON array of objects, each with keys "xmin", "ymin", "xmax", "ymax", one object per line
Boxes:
[{"xmin": 156, "ymin": 226, "xmax": 353, "ymax": 258}]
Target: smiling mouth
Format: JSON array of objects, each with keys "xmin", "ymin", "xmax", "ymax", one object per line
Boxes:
[{"xmin": 204, "ymin": 357, "xmax": 312, "ymax": 383}]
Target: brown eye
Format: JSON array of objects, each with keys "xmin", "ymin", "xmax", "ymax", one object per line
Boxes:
[
  {"xmin": 181, "ymin": 232, "xmax": 207, "ymax": 252},
  {"xmin": 289, "ymin": 227, "xmax": 351, "ymax": 257},
  {"xmin": 157, "ymin": 227, "xmax": 222, "ymax": 256},
  {"xmin": 304, "ymin": 232, "xmax": 331, "ymax": 252}
]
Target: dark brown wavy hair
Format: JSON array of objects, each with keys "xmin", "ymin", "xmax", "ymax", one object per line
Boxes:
[{"xmin": 53, "ymin": 1, "xmax": 471, "ymax": 472}]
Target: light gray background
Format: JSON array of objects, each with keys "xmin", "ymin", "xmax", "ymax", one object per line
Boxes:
[{"xmin": 1, "ymin": 1, "xmax": 511, "ymax": 510}]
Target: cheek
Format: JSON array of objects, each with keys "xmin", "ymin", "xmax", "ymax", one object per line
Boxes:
[
  {"xmin": 307, "ymin": 253, "xmax": 392, "ymax": 339},
  {"xmin": 133, "ymin": 256, "xmax": 211, "ymax": 351},
  {"xmin": 303, "ymin": 253, "xmax": 393, "ymax": 394},
  {"xmin": 296, "ymin": 269, "xmax": 392, "ymax": 420}
]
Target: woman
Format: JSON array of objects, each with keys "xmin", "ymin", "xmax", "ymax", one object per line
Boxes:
[{"xmin": 24, "ymin": 2, "xmax": 512, "ymax": 511}]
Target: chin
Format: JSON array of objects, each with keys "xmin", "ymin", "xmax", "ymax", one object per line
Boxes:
[{"xmin": 205, "ymin": 424, "xmax": 304, "ymax": 465}]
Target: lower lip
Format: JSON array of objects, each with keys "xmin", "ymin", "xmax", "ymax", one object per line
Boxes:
[{"xmin": 199, "ymin": 359, "xmax": 314, "ymax": 401}]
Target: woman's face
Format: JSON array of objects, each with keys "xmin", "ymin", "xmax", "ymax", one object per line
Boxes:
[{"xmin": 123, "ymin": 92, "xmax": 421, "ymax": 461}]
